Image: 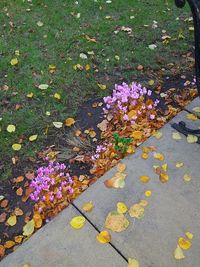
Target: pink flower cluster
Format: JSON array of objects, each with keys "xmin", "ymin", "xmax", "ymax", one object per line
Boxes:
[
  {"xmin": 30, "ymin": 161, "xmax": 73, "ymax": 203},
  {"xmin": 103, "ymin": 82, "xmax": 159, "ymax": 125},
  {"xmin": 91, "ymin": 143, "xmax": 112, "ymax": 161}
]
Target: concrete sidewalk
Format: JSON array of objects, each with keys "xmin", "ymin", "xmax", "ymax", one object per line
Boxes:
[{"xmin": 1, "ymin": 98, "xmax": 200, "ymax": 267}]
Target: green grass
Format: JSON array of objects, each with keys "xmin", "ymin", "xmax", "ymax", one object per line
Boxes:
[{"xmin": 0, "ymin": 0, "xmax": 192, "ymax": 180}]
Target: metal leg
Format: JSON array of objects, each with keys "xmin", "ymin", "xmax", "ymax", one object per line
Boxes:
[{"xmin": 173, "ymin": 0, "xmax": 200, "ymax": 141}]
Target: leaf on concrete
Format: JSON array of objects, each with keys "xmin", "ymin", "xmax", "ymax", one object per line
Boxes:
[
  {"xmin": 82, "ymin": 202, "xmax": 94, "ymax": 212},
  {"xmin": 127, "ymin": 258, "xmax": 140, "ymax": 267},
  {"xmin": 139, "ymin": 175, "xmax": 150, "ymax": 183},
  {"xmin": 117, "ymin": 202, "xmax": 128, "ymax": 214},
  {"xmin": 174, "ymin": 245, "xmax": 185, "ymax": 260},
  {"xmin": 178, "ymin": 237, "xmax": 192, "ymax": 250},
  {"xmin": 105, "ymin": 211, "xmax": 129, "ymax": 232},
  {"xmin": 129, "ymin": 204, "xmax": 144, "ymax": 219},
  {"xmin": 187, "ymin": 134, "xmax": 198, "ymax": 144},
  {"xmin": 172, "ymin": 132, "xmax": 182, "ymax": 140},
  {"xmin": 70, "ymin": 216, "xmax": 86, "ymax": 229},
  {"xmin": 96, "ymin": 230, "xmax": 111, "ymax": 244}
]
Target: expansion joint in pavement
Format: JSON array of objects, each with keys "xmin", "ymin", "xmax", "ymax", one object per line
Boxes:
[{"xmin": 71, "ymin": 202, "xmax": 128, "ymax": 263}]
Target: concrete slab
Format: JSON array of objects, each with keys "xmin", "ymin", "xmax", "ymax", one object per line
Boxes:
[
  {"xmin": 184, "ymin": 97, "xmax": 200, "ymax": 116},
  {"xmin": 74, "ymin": 110, "xmax": 200, "ymax": 267},
  {"xmin": 0, "ymin": 205, "xmax": 127, "ymax": 267}
]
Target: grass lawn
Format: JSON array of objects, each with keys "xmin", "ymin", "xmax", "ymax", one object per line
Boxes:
[{"xmin": 0, "ymin": 0, "xmax": 192, "ymax": 180}]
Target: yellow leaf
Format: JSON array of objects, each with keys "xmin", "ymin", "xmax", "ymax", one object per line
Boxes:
[
  {"xmin": 172, "ymin": 132, "xmax": 182, "ymax": 140},
  {"xmin": 162, "ymin": 164, "xmax": 168, "ymax": 172},
  {"xmin": 10, "ymin": 58, "xmax": 18, "ymax": 66},
  {"xmin": 27, "ymin": 92, "xmax": 34, "ymax": 98},
  {"xmin": 187, "ymin": 134, "xmax": 198, "ymax": 144},
  {"xmin": 183, "ymin": 173, "xmax": 191, "ymax": 182},
  {"xmin": 37, "ymin": 21, "xmax": 43, "ymax": 27},
  {"xmin": 139, "ymin": 175, "xmax": 150, "ymax": 183},
  {"xmin": 185, "ymin": 232, "xmax": 193, "ymax": 240},
  {"xmin": 192, "ymin": 107, "xmax": 200, "ymax": 113},
  {"xmin": 22, "ymin": 264, "xmax": 30, "ymax": 267},
  {"xmin": 117, "ymin": 202, "xmax": 128, "ymax": 214},
  {"xmin": 4, "ymin": 240, "xmax": 15, "ymax": 249},
  {"xmin": 7, "ymin": 215, "xmax": 17, "ymax": 226},
  {"xmin": 131, "ymin": 131, "xmax": 143, "ymax": 140},
  {"xmin": 54, "ymin": 93, "xmax": 61, "ymax": 100},
  {"xmin": 148, "ymin": 80, "xmax": 154, "ymax": 86},
  {"xmin": 138, "ymin": 199, "xmax": 148, "ymax": 207},
  {"xmin": 178, "ymin": 237, "xmax": 192, "ymax": 250},
  {"xmin": 154, "ymin": 153, "xmax": 165, "ymax": 161},
  {"xmin": 12, "ymin": 143, "xmax": 22, "ymax": 151},
  {"xmin": 127, "ymin": 145, "xmax": 135, "ymax": 154},
  {"xmin": 23, "ymin": 219, "xmax": 35, "ymax": 236},
  {"xmin": 65, "ymin": 117, "xmax": 75, "ymax": 127},
  {"xmin": 144, "ymin": 190, "xmax": 152, "ymax": 197},
  {"xmin": 153, "ymin": 131, "xmax": 163, "ymax": 139},
  {"xmin": 128, "ymin": 258, "xmax": 140, "ymax": 267},
  {"xmin": 113, "ymin": 178, "xmax": 125, "ymax": 188},
  {"xmin": 85, "ymin": 64, "xmax": 91, "ymax": 71},
  {"xmin": 105, "ymin": 211, "xmax": 129, "ymax": 232},
  {"xmin": 29, "ymin": 135, "xmax": 38, "ymax": 142},
  {"xmin": 117, "ymin": 163, "xmax": 126, "ymax": 172},
  {"xmin": 129, "ymin": 204, "xmax": 144, "ymax": 219},
  {"xmin": 186, "ymin": 113, "xmax": 197, "ymax": 120},
  {"xmin": 176, "ymin": 162, "xmax": 184, "ymax": 168},
  {"xmin": 53, "ymin": 121, "xmax": 63, "ymax": 128},
  {"xmin": 97, "ymin": 83, "xmax": 107, "ymax": 90},
  {"xmin": 82, "ymin": 202, "xmax": 94, "ymax": 212},
  {"xmin": 33, "ymin": 213, "xmax": 42, "ymax": 229},
  {"xmin": 15, "ymin": 50, "xmax": 20, "ymax": 56},
  {"xmin": 96, "ymin": 230, "xmax": 111, "ymax": 244},
  {"xmin": 159, "ymin": 172, "xmax": 169, "ymax": 183},
  {"xmin": 7, "ymin": 124, "xmax": 16, "ymax": 133},
  {"xmin": 174, "ymin": 245, "xmax": 185, "ymax": 260},
  {"xmin": 141, "ymin": 152, "xmax": 149, "ymax": 159},
  {"xmin": 70, "ymin": 216, "xmax": 86, "ymax": 229}
]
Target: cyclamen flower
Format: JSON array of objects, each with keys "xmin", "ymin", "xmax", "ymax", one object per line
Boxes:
[{"xmin": 30, "ymin": 161, "xmax": 73, "ymax": 203}]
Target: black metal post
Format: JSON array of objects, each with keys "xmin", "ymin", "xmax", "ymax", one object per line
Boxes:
[{"xmin": 172, "ymin": 0, "xmax": 200, "ymax": 142}]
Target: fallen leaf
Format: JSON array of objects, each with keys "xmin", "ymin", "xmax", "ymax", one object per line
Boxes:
[
  {"xmin": 131, "ymin": 131, "xmax": 142, "ymax": 140},
  {"xmin": 97, "ymin": 120, "xmax": 108, "ymax": 132},
  {"xmin": 159, "ymin": 172, "xmax": 169, "ymax": 183},
  {"xmin": 176, "ymin": 162, "xmax": 184, "ymax": 168},
  {"xmin": 139, "ymin": 175, "xmax": 150, "ymax": 183},
  {"xmin": 4, "ymin": 240, "xmax": 15, "ymax": 249},
  {"xmin": 53, "ymin": 122, "xmax": 63, "ymax": 128},
  {"xmin": 0, "ymin": 199, "xmax": 8, "ymax": 208},
  {"xmin": 29, "ymin": 135, "xmax": 38, "ymax": 142},
  {"xmin": 129, "ymin": 204, "xmax": 144, "ymax": 219},
  {"xmin": 186, "ymin": 113, "xmax": 197, "ymax": 120},
  {"xmin": 183, "ymin": 174, "xmax": 191, "ymax": 182},
  {"xmin": 38, "ymin": 84, "xmax": 48, "ymax": 90},
  {"xmin": 25, "ymin": 171, "xmax": 35, "ymax": 180},
  {"xmin": 22, "ymin": 264, "xmax": 30, "ymax": 267},
  {"xmin": 54, "ymin": 93, "xmax": 61, "ymax": 100},
  {"xmin": 33, "ymin": 213, "xmax": 43, "ymax": 228},
  {"xmin": 172, "ymin": 132, "xmax": 182, "ymax": 140},
  {"xmin": 70, "ymin": 216, "xmax": 86, "ymax": 229},
  {"xmin": 7, "ymin": 124, "xmax": 16, "ymax": 133},
  {"xmin": 14, "ymin": 235, "xmax": 23, "ymax": 243},
  {"xmin": 105, "ymin": 211, "xmax": 129, "ymax": 232},
  {"xmin": 82, "ymin": 202, "xmax": 94, "ymax": 212},
  {"xmin": 139, "ymin": 200, "xmax": 148, "ymax": 207},
  {"xmin": 178, "ymin": 237, "xmax": 192, "ymax": 250},
  {"xmin": 13, "ymin": 176, "xmax": 24, "ymax": 183},
  {"xmin": 117, "ymin": 202, "xmax": 128, "ymax": 214},
  {"xmin": 0, "ymin": 212, "xmax": 7, "ymax": 223},
  {"xmin": 141, "ymin": 152, "xmax": 149, "ymax": 159},
  {"xmin": 117, "ymin": 163, "xmax": 126, "ymax": 172},
  {"xmin": 16, "ymin": 187, "xmax": 23, "ymax": 196},
  {"xmin": 7, "ymin": 215, "xmax": 17, "ymax": 226},
  {"xmin": 14, "ymin": 207, "xmax": 23, "ymax": 216},
  {"xmin": 128, "ymin": 258, "xmax": 140, "ymax": 267},
  {"xmin": 185, "ymin": 232, "xmax": 193, "ymax": 240},
  {"xmin": 23, "ymin": 219, "xmax": 35, "ymax": 236},
  {"xmin": 153, "ymin": 131, "xmax": 163, "ymax": 140},
  {"xmin": 187, "ymin": 134, "xmax": 198, "ymax": 144},
  {"xmin": 174, "ymin": 245, "xmax": 185, "ymax": 260},
  {"xmin": 154, "ymin": 153, "xmax": 165, "ymax": 161},
  {"xmin": 192, "ymin": 107, "xmax": 200, "ymax": 113},
  {"xmin": 97, "ymin": 83, "xmax": 107, "ymax": 90},
  {"xmin": 144, "ymin": 190, "xmax": 152, "ymax": 197},
  {"xmin": 0, "ymin": 245, "xmax": 5, "ymax": 257},
  {"xmin": 37, "ymin": 21, "xmax": 43, "ymax": 27},
  {"xmin": 96, "ymin": 230, "xmax": 111, "ymax": 244},
  {"xmin": 65, "ymin": 118, "xmax": 75, "ymax": 127},
  {"xmin": 12, "ymin": 143, "xmax": 22, "ymax": 151},
  {"xmin": 162, "ymin": 163, "xmax": 168, "ymax": 172},
  {"xmin": 10, "ymin": 58, "xmax": 18, "ymax": 66}
]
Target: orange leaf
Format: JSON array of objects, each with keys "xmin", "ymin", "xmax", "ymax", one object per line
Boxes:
[
  {"xmin": 14, "ymin": 235, "xmax": 23, "ymax": 243},
  {"xmin": 139, "ymin": 175, "xmax": 150, "ymax": 183},
  {"xmin": 65, "ymin": 117, "xmax": 75, "ymax": 127},
  {"xmin": 13, "ymin": 176, "xmax": 24, "ymax": 183},
  {"xmin": 0, "ymin": 245, "xmax": 5, "ymax": 257},
  {"xmin": 96, "ymin": 230, "xmax": 111, "ymax": 243},
  {"xmin": 104, "ymin": 179, "xmax": 114, "ymax": 188},
  {"xmin": 33, "ymin": 213, "xmax": 43, "ymax": 229},
  {"xmin": 132, "ymin": 131, "xmax": 143, "ymax": 140}
]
